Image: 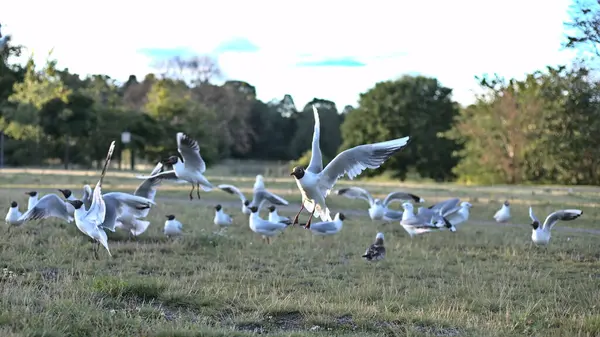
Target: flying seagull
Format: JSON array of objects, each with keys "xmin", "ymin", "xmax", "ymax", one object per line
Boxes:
[
  {"xmin": 218, "ymin": 175, "xmax": 288, "ymax": 215},
  {"xmin": 529, "ymin": 206, "xmax": 583, "ymax": 245},
  {"xmin": 335, "ymin": 186, "xmax": 424, "ymax": 221},
  {"xmin": 136, "ymin": 132, "xmax": 213, "ymax": 200},
  {"xmin": 290, "ymin": 105, "xmax": 410, "ymax": 228}
]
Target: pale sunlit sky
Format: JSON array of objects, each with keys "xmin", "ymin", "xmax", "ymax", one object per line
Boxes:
[{"xmin": 3, "ymin": 0, "xmax": 578, "ymax": 109}]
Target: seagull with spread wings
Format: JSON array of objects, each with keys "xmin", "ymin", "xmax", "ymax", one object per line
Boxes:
[
  {"xmin": 529, "ymin": 206, "xmax": 583, "ymax": 245},
  {"xmin": 136, "ymin": 132, "xmax": 214, "ymax": 200},
  {"xmin": 335, "ymin": 186, "xmax": 424, "ymax": 221},
  {"xmin": 289, "ymin": 105, "xmax": 410, "ymax": 228},
  {"xmin": 218, "ymin": 175, "xmax": 288, "ymax": 215}
]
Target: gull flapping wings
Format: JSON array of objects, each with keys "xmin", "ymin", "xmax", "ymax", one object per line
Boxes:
[
  {"xmin": 253, "ymin": 189, "xmax": 289, "ymax": 208},
  {"xmin": 84, "ymin": 141, "xmax": 115, "ymax": 226},
  {"xmin": 134, "ymin": 162, "xmax": 164, "ymax": 200},
  {"xmin": 177, "ymin": 132, "xmax": 206, "ymax": 173},
  {"xmin": 101, "ymin": 192, "xmax": 156, "ymax": 232},
  {"xmin": 542, "ymin": 209, "xmax": 583, "ymax": 231},
  {"xmin": 82, "ymin": 185, "xmax": 93, "ymax": 210},
  {"xmin": 528, "ymin": 206, "xmax": 540, "ymax": 225},
  {"xmin": 218, "ymin": 184, "xmax": 247, "ymax": 202},
  {"xmin": 18, "ymin": 194, "xmax": 74, "ymax": 223},
  {"xmin": 306, "ymin": 105, "xmax": 323, "ymax": 174},
  {"xmin": 383, "ymin": 191, "xmax": 424, "ymax": 206},
  {"xmin": 428, "ymin": 198, "xmax": 460, "ymax": 212},
  {"xmin": 335, "ymin": 187, "xmax": 374, "ymax": 206},
  {"xmin": 317, "ymin": 137, "xmax": 410, "ymax": 197}
]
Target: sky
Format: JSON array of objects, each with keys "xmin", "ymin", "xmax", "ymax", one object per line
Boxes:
[{"xmin": 2, "ymin": 0, "xmax": 578, "ymax": 109}]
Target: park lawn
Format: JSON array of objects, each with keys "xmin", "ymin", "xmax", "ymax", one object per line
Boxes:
[{"xmin": 0, "ymin": 171, "xmax": 600, "ymax": 336}]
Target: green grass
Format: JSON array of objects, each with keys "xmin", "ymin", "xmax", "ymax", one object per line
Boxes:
[{"xmin": 1, "ymin": 169, "xmax": 600, "ymax": 336}]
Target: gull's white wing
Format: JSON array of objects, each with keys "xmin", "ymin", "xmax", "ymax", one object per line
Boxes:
[
  {"xmin": 82, "ymin": 185, "xmax": 93, "ymax": 210},
  {"xmin": 84, "ymin": 141, "xmax": 115, "ymax": 225},
  {"xmin": 383, "ymin": 191, "xmax": 424, "ymax": 207},
  {"xmin": 177, "ymin": 132, "xmax": 206, "ymax": 173},
  {"xmin": 383, "ymin": 209, "xmax": 403, "ymax": 221},
  {"xmin": 428, "ymin": 198, "xmax": 460, "ymax": 213},
  {"xmin": 18, "ymin": 194, "xmax": 73, "ymax": 223},
  {"xmin": 253, "ymin": 189, "xmax": 288, "ymax": 206},
  {"xmin": 255, "ymin": 219, "xmax": 288, "ymax": 231},
  {"xmin": 135, "ymin": 170, "xmax": 179, "ymax": 181},
  {"xmin": 335, "ymin": 187, "xmax": 374, "ymax": 205},
  {"xmin": 306, "ymin": 105, "xmax": 323, "ymax": 174},
  {"xmin": 319, "ymin": 137, "xmax": 410, "ymax": 196},
  {"xmin": 542, "ymin": 209, "xmax": 583, "ymax": 231},
  {"xmin": 133, "ymin": 162, "xmax": 164, "ymax": 200},
  {"xmin": 528, "ymin": 206, "xmax": 540, "ymax": 224},
  {"xmin": 218, "ymin": 184, "xmax": 247, "ymax": 202}
]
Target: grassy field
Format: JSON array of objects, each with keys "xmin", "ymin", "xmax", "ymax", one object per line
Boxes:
[{"xmin": 1, "ymin": 168, "xmax": 600, "ymax": 336}]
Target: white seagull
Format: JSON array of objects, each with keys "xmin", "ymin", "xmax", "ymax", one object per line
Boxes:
[
  {"xmin": 400, "ymin": 202, "xmax": 454, "ymax": 238},
  {"xmin": 136, "ymin": 132, "xmax": 213, "ymax": 200},
  {"xmin": 416, "ymin": 198, "xmax": 461, "ymax": 224},
  {"xmin": 248, "ymin": 206, "xmax": 290, "ymax": 244},
  {"xmin": 303, "ymin": 212, "xmax": 345, "ymax": 237},
  {"xmin": 214, "ymin": 204, "xmax": 233, "ymax": 228},
  {"xmin": 218, "ymin": 175, "xmax": 289, "ymax": 214},
  {"xmin": 362, "ymin": 232, "xmax": 386, "ymax": 262},
  {"xmin": 18, "ymin": 194, "xmax": 75, "ymax": 224},
  {"xmin": 65, "ymin": 141, "xmax": 116, "ymax": 259},
  {"xmin": 267, "ymin": 205, "xmax": 291, "ymax": 225},
  {"xmin": 58, "ymin": 186, "xmax": 93, "ymax": 214},
  {"xmin": 164, "ymin": 214, "xmax": 183, "ymax": 237},
  {"xmin": 114, "ymin": 162, "xmax": 164, "ymax": 238},
  {"xmin": 493, "ymin": 201, "xmax": 511, "ymax": 223},
  {"xmin": 529, "ymin": 206, "xmax": 583, "ymax": 245},
  {"xmin": 5, "ymin": 201, "xmax": 24, "ymax": 229},
  {"xmin": 431, "ymin": 201, "xmax": 472, "ymax": 228},
  {"xmin": 290, "ymin": 105, "xmax": 410, "ymax": 228},
  {"xmin": 335, "ymin": 186, "xmax": 424, "ymax": 221},
  {"xmin": 24, "ymin": 191, "xmax": 39, "ymax": 211}
]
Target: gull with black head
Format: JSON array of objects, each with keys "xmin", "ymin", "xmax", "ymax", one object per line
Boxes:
[
  {"xmin": 218, "ymin": 175, "xmax": 288, "ymax": 215},
  {"xmin": 248, "ymin": 206, "xmax": 290, "ymax": 244},
  {"xmin": 529, "ymin": 206, "xmax": 583, "ymax": 245},
  {"xmin": 136, "ymin": 132, "xmax": 213, "ymax": 200},
  {"xmin": 290, "ymin": 105, "xmax": 410, "ymax": 228},
  {"xmin": 164, "ymin": 214, "xmax": 183, "ymax": 237}
]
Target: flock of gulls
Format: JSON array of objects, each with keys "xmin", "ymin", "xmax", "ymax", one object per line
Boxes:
[{"xmin": 4, "ymin": 106, "xmax": 584, "ymax": 260}]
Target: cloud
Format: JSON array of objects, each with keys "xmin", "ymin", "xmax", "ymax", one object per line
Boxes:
[
  {"xmin": 213, "ymin": 37, "xmax": 259, "ymax": 54},
  {"xmin": 137, "ymin": 47, "xmax": 198, "ymax": 60},
  {"xmin": 295, "ymin": 57, "xmax": 366, "ymax": 67}
]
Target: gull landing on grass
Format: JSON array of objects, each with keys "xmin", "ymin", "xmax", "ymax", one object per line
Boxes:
[
  {"xmin": 290, "ymin": 105, "xmax": 410, "ymax": 229},
  {"xmin": 136, "ymin": 132, "xmax": 214, "ymax": 200},
  {"xmin": 529, "ymin": 206, "xmax": 583, "ymax": 246}
]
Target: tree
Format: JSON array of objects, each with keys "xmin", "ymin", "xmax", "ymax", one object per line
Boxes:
[
  {"xmin": 564, "ymin": 0, "xmax": 600, "ymax": 56},
  {"xmin": 340, "ymin": 76, "xmax": 459, "ymax": 181}
]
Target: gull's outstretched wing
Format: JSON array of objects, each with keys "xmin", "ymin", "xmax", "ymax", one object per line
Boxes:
[
  {"xmin": 383, "ymin": 191, "xmax": 424, "ymax": 207},
  {"xmin": 306, "ymin": 105, "xmax": 323, "ymax": 174},
  {"xmin": 177, "ymin": 132, "xmax": 206, "ymax": 173},
  {"xmin": 18, "ymin": 194, "xmax": 73, "ymax": 223},
  {"xmin": 542, "ymin": 209, "xmax": 583, "ymax": 231},
  {"xmin": 335, "ymin": 187, "xmax": 374, "ymax": 205},
  {"xmin": 218, "ymin": 184, "xmax": 247, "ymax": 202}
]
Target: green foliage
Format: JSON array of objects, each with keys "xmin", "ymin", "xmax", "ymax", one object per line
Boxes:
[{"xmin": 340, "ymin": 76, "xmax": 459, "ymax": 181}]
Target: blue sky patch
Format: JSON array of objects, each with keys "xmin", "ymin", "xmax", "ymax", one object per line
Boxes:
[
  {"xmin": 137, "ymin": 47, "xmax": 198, "ymax": 59},
  {"xmin": 213, "ymin": 37, "xmax": 260, "ymax": 54},
  {"xmin": 296, "ymin": 57, "xmax": 366, "ymax": 67}
]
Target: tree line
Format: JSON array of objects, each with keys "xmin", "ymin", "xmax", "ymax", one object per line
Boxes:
[{"xmin": 1, "ymin": 6, "xmax": 599, "ymax": 185}]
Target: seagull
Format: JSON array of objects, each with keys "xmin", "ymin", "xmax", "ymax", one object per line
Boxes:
[
  {"xmin": 290, "ymin": 105, "xmax": 410, "ymax": 228},
  {"xmin": 164, "ymin": 214, "xmax": 183, "ymax": 237},
  {"xmin": 267, "ymin": 205, "xmax": 291, "ymax": 225},
  {"xmin": 304, "ymin": 212, "xmax": 345, "ymax": 237},
  {"xmin": 529, "ymin": 207, "xmax": 583, "ymax": 245},
  {"xmin": 362, "ymin": 232, "xmax": 386, "ymax": 262},
  {"xmin": 335, "ymin": 186, "xmax": 424, "ymax": 221},
  {"xmin": 18, "ymin": 194, "xmax": 75, "ymax": 224},
  {"xmin": 417, "ymin": 198, "xmax": 461, "ymax": 223},
  {"xmin": 400, "ymin": 202, "xmax": 454, "ymax": 237},
  {"xmin": 218, "ymin": 175, "xmax": 289, "ymax": 214},
  {"xmin": 248, "ymin": 206, "xmax": 290, "ymax": 244},
  {"xmin": 432, "ymin": 201, "xmax": 472, "ymax": 228},
  {"xmin": 114, "ymin": 162, "xmax": 164, "ymax": 238},
  {"xmin": 58, "ymin": 186, "xmax": 93, "ymax": 213},
  {"xmin": 136, "ymin": 132, "xmax": 213, "ymax": 200},
  {"xmin": 5, "ymin": 201, "xmax": 24, "ymax": 229},
  {"xmin": 493, "ymin": 201, "xmax": 511, "ymax": 223},
  {"xmin": 25, "ymin": 191, "xmax": 39, "ymax": 211},
  {"xmin": 65, "ymin": 141, "xmax": 116, "ymax": 259},
  {"xmin": 214, "ymin": 204, "xmax": 232, "ymax": 228}
]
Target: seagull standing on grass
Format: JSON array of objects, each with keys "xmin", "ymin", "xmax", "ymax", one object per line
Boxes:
[
  {"xmin": 5, "ymin": 201, "xmax": 24, "ymax": 230},
  {"xmin": 136, "ymin": 132, "xmax": 213, "ymax": 200},
  {"xmin": 214, "ymin": 204, "xmax": 233, "ymax": 228},
  {"xmin": 248, "ymin": 206, "xmax": 290, "ymax": 244},
  {"xmin": 164, "ymin": 215, "xmax": 183, "ymax": 237},
  {"xmin": 431, "ymin": 201, "xmax": 472, "ymax": 228},
  {"xmin": 493, "ymin": 201, "xmax": 511, "ymax": 223},
  {"xmin": 267, "ymin": 206, "xmax": 291, "ymax": 225},
  {"xmin": 290, "ymin": 105, "xmax": 410, "ymax": 228},
  {"xmin": 66, "ymin": 141, "xmax": 116, "ymax": 259},
  {"xmin": 25, "ymin": 191, "xmax": 39, "ymax": 211},
  {"xmin": 58, "ymin": 186, "xmax": 93, "ymax": 214},
  {"xmin": 303, "ymin": 212, "xmax": 345, "ymax": 237},
  {"xmin": 335, "ymin": 186, "xmax": 424, "ymax": 221},
  {"xmin": 18, "ymin": 194, "xmax": 75, "ymax": 224},
  {"xmin": 529, "ymin": 206, "xmax": 583, "ymax": 245},
  {"xmin": 218, "ymin": 175, "xmax": 289, "ymax": 215},
  {"xmin": 362, "ymin": 233, "xmax": 386, "ymax": 262}
]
